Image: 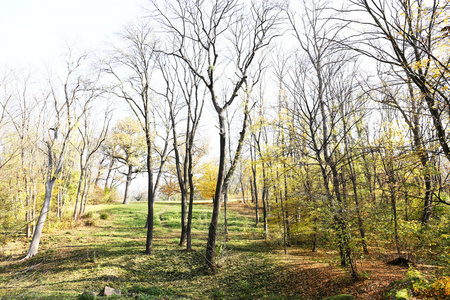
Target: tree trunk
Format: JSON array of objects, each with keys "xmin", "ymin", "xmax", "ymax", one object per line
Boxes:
[
  {"xmin": 179, "ymin": 191, "xmax": 187, "ymax": 246},
  {"xmin": 421, "ymin": 164, "xmax": 433, "ymax": 224},
  {"xmin": 25, "ymin": 178, "xmax": 56, "ymax": 258},
  {"xmin": 240, "ymin": 176, "xmax": 246, "ymax": 204},
  {"xmin": 260, "ymin": 161, "xmax": 269, "ymax": 239},
  {"xmin": 312, "ymin": 217, "xmax": 317, "ymax": 252},
  {"xmin": 123, "ymin": 165, "xmax": 133, "ymax": 204},
  {"xmin": 250, "ymin": 144, "xmax": 259, "ymax": 227},
  {"xmin": 81, "ymin": 175, "xmax": 91, "ymax": 215},
  {"xmin": 205, "ymin": 111, "xmax": 226, "ymax": 273},
  {"xmin": 186, "ymin": 135, "xmax": 196, "ymax": 251},
  {"xmin": 32, "ymin": 182, "xmax": 37, "ymax": 236},
  {"xmin": 25, "ymin": 184, "xmax": 31, "ymax": 238},
  {"xmin": 186, "ymin": 152, "xmax": 195, "ymax": 251},
  {"xmin": 104, "ymin": 159, "xmax": 115, "ymax": 192},
  {"xmin": 145, "ymin": 135, "xmax": 155, "ymax": 255},
  {"xmin": 73, "ymin": 168, "xmax": 85, "ymax": 220},
  {"xmin": 346, "ymin": 150, "xmax": 369, "ymax": 254},
  {"xmin": 280, "ymin": 190, "xmax": 287, "ymax": 255},
  {"xmin": 391, "ymin": 187, "xmax": 401, "ymax": 255},
  {"xmin": 57, "ymin": 189, "xmax": 62, "ymax": 218}
]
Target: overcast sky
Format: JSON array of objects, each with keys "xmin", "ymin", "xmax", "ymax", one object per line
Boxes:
[{"xmin": 0, "ymin": 0, "xmax": 147, "ymax": 67}]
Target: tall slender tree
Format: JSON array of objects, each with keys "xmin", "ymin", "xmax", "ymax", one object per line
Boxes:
[{"xmin": 105, "ymin": 21, "xmax": 171, "ymax": 254}]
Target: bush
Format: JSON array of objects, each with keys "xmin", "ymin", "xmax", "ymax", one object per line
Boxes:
[
  {"xmin": 385, "ymin": 268, "xmax": 429, "ymax": 299},
  {"xmin": 77, "ymin": 291, "xmax": 96, "ymax": 300},
  {"xmin": 416, "ymin": 276, "xmax": 450, "ymax": 299},
  {"xmin": 99, "ymin": 212, "xmax": 109, "ymax": 220},
  {"xmin": 90, "ymin": 186, "xmax": 119, "ymax": 204},
  {"xmin": 84, "ymin": 219, "xmax": 97, "ymax": 227}
]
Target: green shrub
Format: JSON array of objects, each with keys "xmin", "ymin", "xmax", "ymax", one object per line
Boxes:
[
  {"xmin": 77, "ymin": 291, "xmax": 96, "ymax": 300},
  {"xmin": 394, "ymin": 289, "xmax": 409, "ymax": 300},
  {"xmin": 99, "ymin": 212, "xmax": 109, "ymax": 220}
]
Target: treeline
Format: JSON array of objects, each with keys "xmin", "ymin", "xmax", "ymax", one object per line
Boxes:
[{"xmin": 1, "ymin": 0, "xmax": 450, "ymax": 276}]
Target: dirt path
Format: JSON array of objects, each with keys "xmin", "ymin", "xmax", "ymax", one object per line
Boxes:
[{"xmin": 158, "ymin": 204, "xmax": 171, "ymax": 227}]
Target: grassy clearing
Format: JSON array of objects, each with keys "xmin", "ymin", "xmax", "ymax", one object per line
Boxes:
[
  {"xmin": 0, "ymin": 202, "xmax": 295, "ymax": 299},
  {"xmin": 1, "ymin": 202, "xmax": 414, "ymax": 300}
]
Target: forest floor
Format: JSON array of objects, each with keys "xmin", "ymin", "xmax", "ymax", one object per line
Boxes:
[{"xmin": 0, "ymin": 202, "xmax": 415, "ymax": 299}]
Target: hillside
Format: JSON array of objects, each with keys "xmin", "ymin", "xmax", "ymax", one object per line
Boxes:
[{"xmin": 1, "ymin": 202, "xmax": 412, "ymax": 299}]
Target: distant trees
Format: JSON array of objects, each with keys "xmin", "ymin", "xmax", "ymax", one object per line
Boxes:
[{"xmin": 104, "ymin": 117, "xmax": 145, "ymax": 204}]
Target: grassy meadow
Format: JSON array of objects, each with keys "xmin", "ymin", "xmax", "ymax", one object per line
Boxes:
[{"xmin": 0, "ymin": 202, "xmax": 303, "ymax": 300}]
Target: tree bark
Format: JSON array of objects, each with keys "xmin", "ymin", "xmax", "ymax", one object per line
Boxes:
[
  {"xmin": 123, "ymin": 165, "xmax": 133, "ymax": 204},
  {"xmin": 205, "ymin": 111, "xmax": 227, "ymax": 272},
  {"xmin": 25, "ymin": 177, "xmax": 56, "ymax": 258},
  {"xmin": 145, "ymin": 131, "xmax": 155, "ymax": 255},
  {"xmin": 73, "ymin": 168, "xmax": 85, "ymax": 220}
]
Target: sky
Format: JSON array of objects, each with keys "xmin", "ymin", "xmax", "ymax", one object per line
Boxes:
[
  {"xmin": 0, "ymin": 0, "xmax": 151, "ymax": 196},
  {"xmin": 0, "ymin": 0, "xmax": 147, "ymax": 67}
]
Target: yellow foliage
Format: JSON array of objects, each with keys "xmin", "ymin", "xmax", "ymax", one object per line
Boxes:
[
  {"xmin": 417, "ymin": 277, "xmax": 450, "ymax": 300},
  {"xmin": 196, "ymin": 161, "xmax": 218, "ymax": 200}
]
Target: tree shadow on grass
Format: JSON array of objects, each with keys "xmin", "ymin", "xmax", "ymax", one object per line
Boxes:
[{"xmin": 216, "ymin": 254, "xmax": 358, "ymax": 300}]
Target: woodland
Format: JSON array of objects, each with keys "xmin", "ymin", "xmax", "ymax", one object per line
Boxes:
[{"xmin": 1, "ymin": 0, "xmax": 450, "ymax": 299}]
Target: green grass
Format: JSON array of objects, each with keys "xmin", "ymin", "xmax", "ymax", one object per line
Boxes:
[{"xmin": 0, "ymin": 202, "xmax": 292, "ymax": 299}]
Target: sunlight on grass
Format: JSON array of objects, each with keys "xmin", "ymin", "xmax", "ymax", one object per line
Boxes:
[{"xmin": 0, "ymin": 202, "xmax": 280, "ymax": 299}]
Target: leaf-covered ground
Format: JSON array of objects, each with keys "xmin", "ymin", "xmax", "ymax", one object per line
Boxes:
[{"xmin": 0, "ymin": 202, "xmax": 408, "ymax": 299}]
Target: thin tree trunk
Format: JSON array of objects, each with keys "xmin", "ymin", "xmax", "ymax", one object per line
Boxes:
[
  {"xmin": 80, "ymin": 171, "xmax": 90, "ymax": 215},
  {"xmin": 179, "ymin": 192, "xmax": 187, "ymax": 245},
  {"xmin": 280, "ymin": 189, "xmax": 287, "ymax": 255},
  {"xmin": 205, "ymin": 112, "xmax": 226, "ymax": 273},
  {"xmin": 145, "ymin": 132, "xmax": 155, "ymax": 255},
  {"xmin": 186, "ymin": 149, "xmax": 195, "ymax": 251},
  {"xmin": 240, "ymin": 177, "xmax": 246, "ymax": 204},
  {"xmin": 312, "ymin": 217, "xmax": 317, "ymax": 252},
  {"xmin": 391, "ymin": 188, "xmax": 401, "ymax": 256},
  {"xmin": 346, "ymin": 147, "xmax": 369, "ymax": 254},
  {"xmin": 25, "ymin": 178, "xmax": 56, "ymax": 258},
  {"xmin": 81, "ymin": 175, "xmax": 91, "ymax": 215},
  {"xmin": 104, "ymin": 159, "xmax": 115, "ymax": 192},
  {"xmin": 25, "ymin": 184, "xmax": 31, "ymax": 238},
  {"xmin": 32, "ymin": 181, "xmax": 37, "ymax": 236},
  {"xmin": 73, "ymin": 168, "xmax": 85, "ymax": 220},
  {"xmin": 251, "ymin": 149, "xmax": 259, "ymax": 226},
  {"xmin": 123, "ymin": 165, "xmax": 133, "ymax": 204}
]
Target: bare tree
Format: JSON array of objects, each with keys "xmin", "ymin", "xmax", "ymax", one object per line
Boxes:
[
  {"xmin": 25, "ymin": 51, "xmax": 97, "ymax": 258},
  {"xmin": 3, "ymin": 71, "xmax": 42, "ymax": 237},
  {"xmin": 157, "ymin": 55, "xmax": 205, "ymax": 249},
  {"xmin": 286, "ymin": 0, "xmax": 360, "ymax": 277},
  {"xmin": 345, "ymin": 0, "xmax": 450, "ymax": 163},
  {"xmin": 105, "ymin": 21, "xmax": 171, "ymax": 255},
  {"xmin": 153, "ymin": 0, "xmax": 281, "ymax": 273},
  {"xmin": 73, "ymin": 103, "xmax": 111, "ymax": 220}
]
